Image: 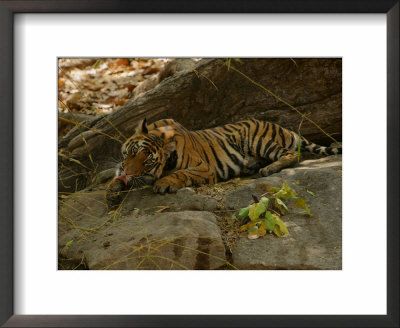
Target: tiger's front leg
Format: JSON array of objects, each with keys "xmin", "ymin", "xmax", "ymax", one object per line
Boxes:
[{"xmin": 153, "ymin": 164, "xmax": 216, "ymax": 194}]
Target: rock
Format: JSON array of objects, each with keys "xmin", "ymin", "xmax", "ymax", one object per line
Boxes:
[
  {"xmin": 59, "ymin": 186, "xmax": 223, "ymax": 269},
  {"xmin": 58, "ymin": 190, "xmax": 110, "ymax": 232},
  {"xmin": 59, "ymin": 186, "xmax": 218, "ymax": 226},
  {"xmin": 133, "ymin": 58, "xmax": 196, "ymax": 99},
  {"xmin": 119, "ymin": 186, "xmax": 218, "ymax": 215},
  {"xmin": 222, "ymin": 176, "xmax": 284, "ymax": 210},
  {"xmin": 58, "ymin": 155, "xmax": 342, "ymax": 270},
  {"xmin": 230, "ymin": 155, "xmax": 342, "ymax": 270},
  {"xmin": 59, "ymin": 211, "xmax": 227, "ymax": 270},
  {"xmin": 58, "ymin": 111, "xmax": 96, "ymax": 140}
]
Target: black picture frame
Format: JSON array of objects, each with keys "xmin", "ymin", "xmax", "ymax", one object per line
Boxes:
[{"xmin": 1, "ymin": 1, "xmax": 398, "ymax": 327}]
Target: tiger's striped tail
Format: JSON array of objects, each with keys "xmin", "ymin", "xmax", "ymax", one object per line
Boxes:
[{"xmin": 300, "ymin": 136, "xmax": 342, "ymax": 155}]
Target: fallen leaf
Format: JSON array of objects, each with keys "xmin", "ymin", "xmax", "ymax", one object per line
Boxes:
[
  {"xmin": 248, "ymin": 234, "xmax": 259, "ymax": 240},
  {"xmin": 116, "ymin": 58, "xmax": 130, "ymax": 66},
  {"xmin": 249, "ymin": 202, "xmax": 266, "ymax": 221}
]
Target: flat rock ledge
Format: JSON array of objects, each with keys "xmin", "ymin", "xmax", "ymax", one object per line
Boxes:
[{"xmin": 59, "ymin": 155, "xmax": 342, "ymax": 270}]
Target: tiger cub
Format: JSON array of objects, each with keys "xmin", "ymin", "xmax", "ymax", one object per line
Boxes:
[{"xmin": 108, "ymin": 118, "xmax": 341, "ymax": 196}]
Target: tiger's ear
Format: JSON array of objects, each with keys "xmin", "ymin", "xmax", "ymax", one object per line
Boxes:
[
  {"xmin": 163, "ymin": 141, "xmax": 176, "ymax": 158},
  {"xmin": 136, "ymin": 118, "xmax": 148, "ymax": 134}
]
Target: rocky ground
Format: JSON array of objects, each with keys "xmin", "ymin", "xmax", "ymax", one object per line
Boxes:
[{"xmin": 58, "ymin": 155, "xmax": 342, "ymax": 270}]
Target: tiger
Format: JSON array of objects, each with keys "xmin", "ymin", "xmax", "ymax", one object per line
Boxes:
[{"xmin": 108, "ymin": 118, "xmax": 341, "ymax": 195}]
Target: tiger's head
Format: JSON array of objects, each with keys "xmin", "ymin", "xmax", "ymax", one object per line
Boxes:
[{"xmin": 115, "ymin": 119, "xmax": 176, "ymax": 186}]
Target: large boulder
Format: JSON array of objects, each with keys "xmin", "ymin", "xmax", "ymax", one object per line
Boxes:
[
  {"xmin": 58, "ymin": 189, "xmax": 226, "ymax": 270},
  {"xmin": 59, "ymin": 210, "xmax": 227, "ymax": 270}
]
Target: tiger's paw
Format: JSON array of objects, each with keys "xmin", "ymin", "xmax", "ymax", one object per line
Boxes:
[
  {"xmin": 153, "ymin": 177, "xmax": 185, "ymax": 194},
  {"xmin": 259, "ymin": 165, "xmax": 280, "ymax": 177},
  {"xmin": 106, "ymin": 178, "xmax": 126, "ymax": 209}
]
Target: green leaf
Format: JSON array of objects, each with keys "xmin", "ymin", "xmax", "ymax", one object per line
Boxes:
[
  {"xmin": 273, "ymin": 224, "xmax": 284, "ymax": 237},
  {"xmin": 273, "ymin": 182, "xmax": 297, "ymax": 199},
  {"xmin": 231, "ymin": 214, "xmax": 238, "ymax": 220},
  {"xmin": 273, "ymin": 216, "xmax": 289, "ymax": 237},
  {"xmin": 65, "ymin": 240, "xmax": 74, "ymax": 247},
  {"xmin": 275, "ymin": 217, "xmax": 289, "ymax": 234},
  {"xmin": 264, "ymin": 211, "xmax": 276, "ymax": 231},
  {"xmin": 248, "ymin": 226, "xmax": 258, "ymax": 233},
  {"xmin": 233, "ymin": 58, "xmax": 243, "ymax": 64},
  {"xmin": 306, "ymin": 189, "xmax": 316, "ymax": 197},
  {"xmin": 238, "ymin": 206, "xmax": 250, "ymax": 217},
  {"xmin": 276, "ymin": 198, "xmax": 288, "ymax": 211},
  {"xmin": 295, "ymin": 197, "xmax": 312, "ymax": 216},
  {"xmin": 282, "ymin": 182, "xmax": 297, "ymax": 198},
  {"xmin": 248, "ymin": 202, "xmax": 266, "ymax": 221},
  {"xmin": 259, "ymin": 196, "xmax": 270, "ymax": 208},
  {"xmin": 269, "ymin": 186, "xmax": 280, "ymax": 193}
]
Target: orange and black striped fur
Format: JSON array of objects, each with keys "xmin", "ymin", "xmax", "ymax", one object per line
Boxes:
[{"xmin": 113, "ymin": 118, "xmax": 341, "ymax": 194}]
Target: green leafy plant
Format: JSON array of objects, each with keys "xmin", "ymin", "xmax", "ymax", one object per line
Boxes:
[{"xmin": 233, "ymin": 182, "xmax": 311, "ymax": 239}]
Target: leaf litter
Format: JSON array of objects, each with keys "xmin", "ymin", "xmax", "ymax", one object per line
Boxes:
[{"xmin": 58, "ymin": 58, "xmax": 170, "ymax": 115}]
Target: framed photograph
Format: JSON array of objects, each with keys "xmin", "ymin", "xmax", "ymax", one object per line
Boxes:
[{"xmin": 1, "ymin": 1, "xmax": 398, "ymax": 327}]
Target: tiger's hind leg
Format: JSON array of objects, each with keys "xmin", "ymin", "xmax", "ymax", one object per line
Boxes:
[{"xmin": 259, "ymin": 144, "xmax": 298, "ymax": 177}]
